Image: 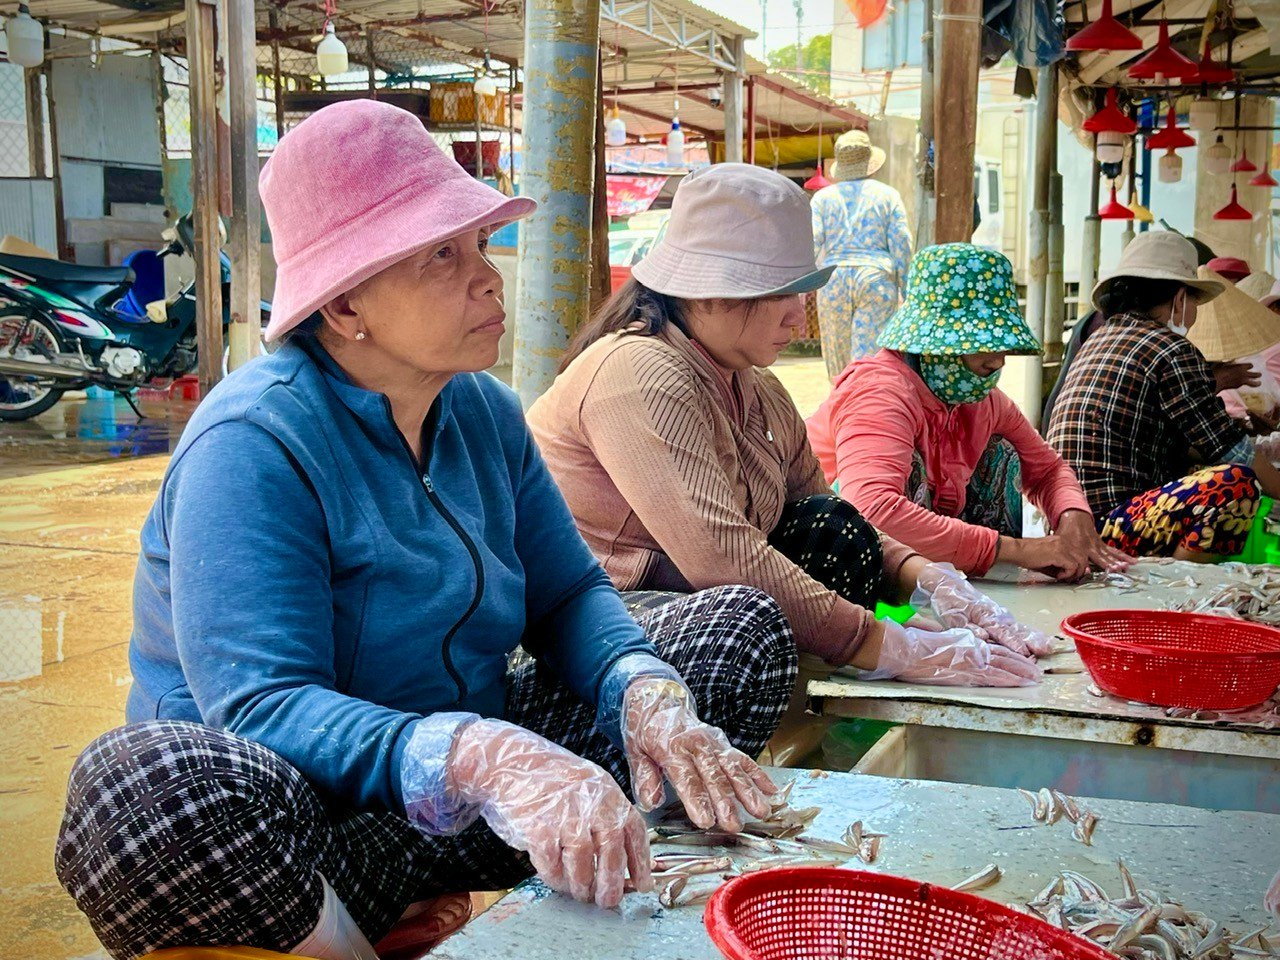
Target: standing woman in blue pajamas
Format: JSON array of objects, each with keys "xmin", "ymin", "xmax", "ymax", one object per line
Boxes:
[{"xmin": 811, "ymin": 130, "xmax": 913, "ymax": 381}]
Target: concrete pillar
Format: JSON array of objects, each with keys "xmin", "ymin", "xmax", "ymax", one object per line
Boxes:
[
  {"xmin": 1020, "ymin": 64, "xmax": 1056, "ymax": 420},
  {"xmin": 1194, "ymin": 97, "xmax": 1272, "ymax": 268},
  {"xmin": 512, "ymin": 0, "xmax": 601, "ymax": 407}
]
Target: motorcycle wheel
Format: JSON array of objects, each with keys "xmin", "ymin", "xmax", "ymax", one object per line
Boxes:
[{"xmin": 0, "ymin": 312, "xmax": 66, "ymax": 421}]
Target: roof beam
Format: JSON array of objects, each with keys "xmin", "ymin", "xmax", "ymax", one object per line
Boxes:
[
  {"xmin": 617, "ymin": 100, "xmax": 717, "ymax": 138},
  {"xmin": 750, "ymin": 74, "xmax": 866, "ymax": 127},
  {"xmin": 601, "ymin": 0, "xmax": 745, "ymax": 73}
]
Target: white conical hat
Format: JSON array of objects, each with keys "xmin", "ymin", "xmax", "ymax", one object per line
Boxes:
[
  {"xmin": 1188, "ymin": 267, "xmax": 1280, "ymax": 361},
  {"xmin": 1238, "ymin": 270, "xmax": 1277, "ymax": 302}
]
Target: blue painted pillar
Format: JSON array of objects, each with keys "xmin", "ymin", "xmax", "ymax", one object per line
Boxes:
[{"xmin": 512, "ymin": 0, "xmax": 601, "ymax": 408}]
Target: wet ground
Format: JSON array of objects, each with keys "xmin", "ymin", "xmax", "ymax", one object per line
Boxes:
[{"xmin": 0, "ymin": 356, "xmax": 831, "ymax": 959}]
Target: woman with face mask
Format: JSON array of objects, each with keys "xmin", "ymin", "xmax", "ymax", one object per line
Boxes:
[
  {"xmin": 1048, "ymin": 231, "xmax": 1280, "ymax": 561},
  {"xmin": 808, "ymin": 243, "xmax": 1128, "ymax": 583}
]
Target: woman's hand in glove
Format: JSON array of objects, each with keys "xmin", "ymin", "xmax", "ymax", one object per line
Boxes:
[
  {"xmin": 865, "ymin": 619, "xmax": 1041, "ymax": 687},
  {"xmin": 622, "ymin": 678, "xmax": 778, "ymax": 834},
  {"xmin": 447, "ymin": 719, "xmax": 651, "ymax": 909},
  {"xmin": 914, "ymin": 562, "xmax": 1056, "ymax": 658}
]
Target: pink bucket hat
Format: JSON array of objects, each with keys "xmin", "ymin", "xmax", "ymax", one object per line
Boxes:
[{"xmin": 259, "ymin": 99, "xmax": 536, "ymax": 342}]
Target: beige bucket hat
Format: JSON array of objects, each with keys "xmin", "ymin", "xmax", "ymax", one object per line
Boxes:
[
  {"xmin": 630, "ymin": 163, "xmax": 834, "ymax": 299},
  {"xmin": 1091, "ymin": 231, "xmax": 1225, "ymax": 310},
  {"xmin": 830, "ymin": 129, "xmax": 886, "ymax": 182},
  {"xmin": 1188, "ymin": 267, "xmax": 1280, "ymax": 361}
]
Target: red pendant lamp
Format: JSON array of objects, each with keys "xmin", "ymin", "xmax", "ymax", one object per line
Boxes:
[
  {"xmin": 1251, "ymin": 154, "xmax": 1279, "ymax": 188},
  {"xmin": 1145, "ymin": 106, "xmax": 1195, "ymax": 151},
  {"xmin": 1127, "ymin": 19, "xmax": 1197, "ymax": 81},
  {"xmin": 1099, "ymin": 184, "xmax": 1136, "ymax": 220},
  {"xmin": 1067, "ymin": 0, "xmax": 1142, "ymax": 51},
  {"xmin": 804, "ymin": 169, "xmax": 831, "ymax": 190},
  {"xmin": 1231, "ymin": 148, "xmax": 1258, "ymax": 173},
  {"xmin": 1251, "ymin": 167, "xmax": 1279, "ymax": 188},
  {"xmin": 1186, "ymin": 41, "xmax": 1235, "ymax": 85},
  {"xmin": 1213, "ymin": 184, "xmax": 1253, "ymax": 220},
  {"xmin": 1083, "ymin": 89, "xmax": 1137, "ymax": 134}
]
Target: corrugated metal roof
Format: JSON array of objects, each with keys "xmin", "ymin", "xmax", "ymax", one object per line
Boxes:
[{"xmin": 15, "ymin": 0, "xmax": 864, "ymax": 138}]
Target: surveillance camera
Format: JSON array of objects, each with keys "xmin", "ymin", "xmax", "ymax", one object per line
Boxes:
[{"xmin": 709, "ymin": 87, "xmax": 723, "ymax": 107}]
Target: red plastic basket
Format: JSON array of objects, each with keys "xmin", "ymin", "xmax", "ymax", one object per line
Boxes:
[
  {"xmin": 1061, "ymin": 609, "xmax": 1280, "ymax": 710},
  {"xmin": 705, "ymin": 868, "xmax": 1114, "ymax": 960}
]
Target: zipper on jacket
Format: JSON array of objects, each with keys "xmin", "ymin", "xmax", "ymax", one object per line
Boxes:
[
  {"xmin": 388, "ymin": 411, "xmax": 483, "ymax": 706},
  {"xmin": 422, "ymin": 474, "xmax": 485, "ymax": 706}
]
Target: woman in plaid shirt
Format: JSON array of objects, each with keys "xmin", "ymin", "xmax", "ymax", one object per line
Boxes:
[{"xmin": 1048, "ymin": 232, "xmax": 1280, "ymax": 559}]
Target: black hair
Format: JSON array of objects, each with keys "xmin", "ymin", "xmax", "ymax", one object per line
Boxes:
[{"xmin": 1097, "ymin": 276, "xmax": 1188, "ymax": 321}]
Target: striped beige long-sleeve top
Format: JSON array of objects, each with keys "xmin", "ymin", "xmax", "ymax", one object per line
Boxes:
[{"xmin": 526, "ymin": 324, "xmax": 917, "ymax": 665}]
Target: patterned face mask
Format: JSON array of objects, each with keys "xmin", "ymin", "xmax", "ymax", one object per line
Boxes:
[{"xmin": 920, "ymin": 354, "xmax": 1000, "ymax": 405}]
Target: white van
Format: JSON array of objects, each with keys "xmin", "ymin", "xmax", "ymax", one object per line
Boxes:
[{"xmin": 972, "ymin": 157, "xmax": 1003, "ymax": 252}]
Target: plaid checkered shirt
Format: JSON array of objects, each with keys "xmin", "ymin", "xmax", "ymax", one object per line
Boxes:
[{"xmin": 1046, "ymin": 312, "xmax": 1246, "ymax": 516}]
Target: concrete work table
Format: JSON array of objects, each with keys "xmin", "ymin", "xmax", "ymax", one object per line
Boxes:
[
  {"xmin": 808, "ymin": 561, "xmax": 1280, "ymax": 813},
  {"xmin": 434, "ymin": 771, "xmax": 1280, "ymax": 960}
]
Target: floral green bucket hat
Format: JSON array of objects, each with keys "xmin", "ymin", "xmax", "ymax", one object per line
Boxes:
[{"xmin": 877, "ymin": 243, "xmax": 1042, "ymax": 356}]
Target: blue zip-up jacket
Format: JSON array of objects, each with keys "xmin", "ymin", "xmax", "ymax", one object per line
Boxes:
[{"xmin": 127, "ymin": 338, "xmax": 663, "ymax": 816}]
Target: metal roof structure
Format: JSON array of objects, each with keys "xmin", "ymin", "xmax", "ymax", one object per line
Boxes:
[
  {"xmin": 1062, "ymin": 0, "xmax": 1280, "ymax": 90},
  {"xmin": 11, "ymin": 0, "xmax": 865, "ymax": 142}
]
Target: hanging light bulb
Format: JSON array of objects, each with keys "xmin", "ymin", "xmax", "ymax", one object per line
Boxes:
[
  {"xmin": 666, "ymin": 98, "xmax": 684, "ymax": 166},
  {"xmin": 1203, "ymin": 135, "xmax": 1232, "ymax": 175},
  {"xmin": 605, "ymin": 102, "xmax": 627, "ymax": 146},
  {"xmin": 1066, "ymin": 0, "xmax": 1142, "ymax": 51},
  {"xmin": 474, "ymin": 53, "xmax": 498, "ymax": 97},
  {"xmin": 1158, "ymin": 148, "xmax": 1183, "ymax": 183},
  {"xmin": 1098, "ymin": 184, "xmax": 1136, "ymax": 220},
  {"xmin": 1213, "ymin": 184, "xmax": 1253, "ymax": 220},
  {"xmin": 1188, "ymin": 97, "xmax": 1218, "ymax": 133},
  {"xmin": 1230, "ymin": 148, "xmax": 1258, "ymax": 173},
  {"xmin": 1186, "ymin": 41, "xmax": 1235, "ymax": 85},
  {"xmin": 5, "ymin": 4, "xmax": 44, "ymax": 68},
  {"xmin": 316, "ymin": 23, "xmax": 348, "ymax": 77},
  {"xmin": 1096, "ymin": 130, "xmax": 1127, "ymax": 164}
]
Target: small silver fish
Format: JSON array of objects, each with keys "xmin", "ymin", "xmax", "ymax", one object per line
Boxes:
[
  {"xmin": 952, "ymin": 864, "xmax": 1002, "ymax": 892},
  {"xmin": 1112, "ymin": 905, "xmax": 1162, "ymax": 951}
]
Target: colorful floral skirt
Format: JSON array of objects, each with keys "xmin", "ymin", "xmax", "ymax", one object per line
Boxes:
[
  {"xmin": 905, "ymin": 435, "xmax": 1023, "ymax": 537},
  {"xmin": 816, "ymin": 264, "xmax": 900, "ymax": 381},
  {"xmin": 1099, "ymin": 464, "xmax": 1261, "ymax": 558}
]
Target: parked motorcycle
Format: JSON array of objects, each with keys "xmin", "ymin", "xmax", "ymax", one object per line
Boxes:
[{"xmin": 0, "ymin": 215, "xmax": 271, "ymax": 421}]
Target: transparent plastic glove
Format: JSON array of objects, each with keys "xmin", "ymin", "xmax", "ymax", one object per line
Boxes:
[
  {"xmin": 447, "ymin": 718, "xmax": 651, "ymax": 909},
  {"xmin": 1267, "ymin": 868, "xmax": 1280, "ymax": 918},
  {"xmin": 862, "ymin": 620, "xmax": 1041, "ymax": 687},
  {"xmin": 914, "ymin": 562, "xmax": 1056, "ymax": 658},
  {"xmin": 621, "ymin": 678, "xmax": 778, "ymax": 833}
]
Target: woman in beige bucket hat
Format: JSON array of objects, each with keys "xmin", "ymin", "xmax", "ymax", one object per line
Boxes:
[
  {"xmin": 529, "ymin": 163, "xmax": 1043, "ymax": 763},
  {"xmin": 811, "ymin": 129, "xmax": 912, "ymax": 380},
  {"xmin": 1047, "ymin": 230, "xmax": 1280, "ymax": 560}
]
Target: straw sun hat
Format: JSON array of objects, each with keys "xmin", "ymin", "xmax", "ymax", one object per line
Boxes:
[
  {"xmin": 1188, "ymin": 266, "xmax": 1280, "ymax": 362},
  {"xmin": 1237, "ymin": 270, "xmax": 1279, "ymax": 305},
  {"xmin": 830, "ymin": 130, "xmax": 886, "ymax": 182},
  {"xmin": 1091, "ymin": 231, "xmax": 1224, "ymax": 310}
]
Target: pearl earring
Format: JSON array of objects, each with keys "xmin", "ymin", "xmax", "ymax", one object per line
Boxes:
[{"xmin": 354, "ymin": 330, "xmax": 367, "ymax": 341}]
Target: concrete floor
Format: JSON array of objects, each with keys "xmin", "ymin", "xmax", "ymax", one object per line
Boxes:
[{"xmin": 0, "ymin": 356, "xmax": 831, "ymax": 959}]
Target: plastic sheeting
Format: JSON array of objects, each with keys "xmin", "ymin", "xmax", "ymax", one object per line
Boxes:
[{"xmin": 984, "ymin": 0, "xmax": 1064, "ymax": 68}]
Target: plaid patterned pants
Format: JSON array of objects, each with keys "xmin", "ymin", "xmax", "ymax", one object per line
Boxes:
[{"xmin": 55, "ymin": 585, "xmax": 796, "ymax": 960}]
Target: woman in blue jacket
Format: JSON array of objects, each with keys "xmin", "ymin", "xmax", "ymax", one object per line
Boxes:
[{"xmin": 54, "ymin": 101, "xmax": 796, "ymax": 960}]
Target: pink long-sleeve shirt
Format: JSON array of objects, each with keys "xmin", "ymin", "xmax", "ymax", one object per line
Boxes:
[{"xmin": 807, "ymin": 349, "xmax": 1093, "ymax": 574}]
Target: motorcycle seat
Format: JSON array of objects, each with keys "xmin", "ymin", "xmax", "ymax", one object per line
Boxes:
[{"xmin": 0, "ymin": 252, "xmax": 134, "ymax": 286}]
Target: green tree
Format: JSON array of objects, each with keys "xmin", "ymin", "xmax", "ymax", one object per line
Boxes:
[{"xmin": 766, "ymin": 33, "xmax": 832, "ymax": 96}]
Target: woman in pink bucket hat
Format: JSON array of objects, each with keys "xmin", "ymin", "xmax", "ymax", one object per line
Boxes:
[
  {"xmin": 528, "ymin": 164, "xmax": 1043, "ymax": 763},
  {"xmin": 55, "ymin": 101, "xmax": 794, "ymax": 957}
]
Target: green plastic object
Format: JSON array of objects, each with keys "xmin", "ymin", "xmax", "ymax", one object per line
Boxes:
[
  {"xmin": 1229, "ymin": 496, "xmax": 1277, "ymax": 565},
  {"xmin": 821, "ymin": 718, "xmax": 899, "ymax": 771},
  {"xmin": 875, "ymin": 601, "xmax": 916, "ymax": 624}
]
